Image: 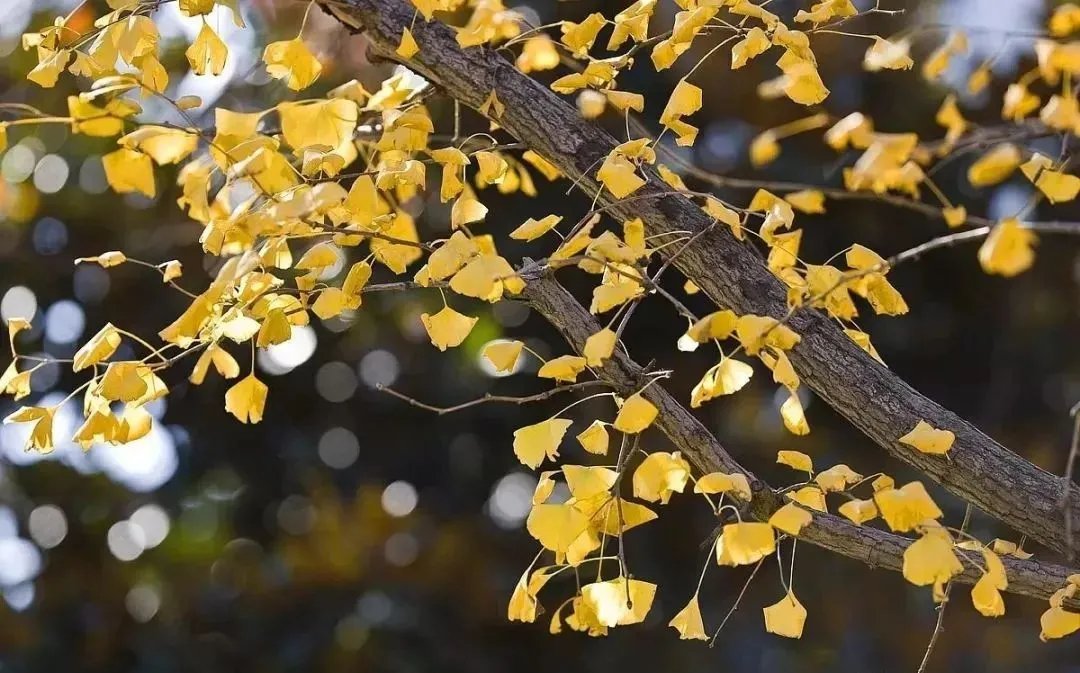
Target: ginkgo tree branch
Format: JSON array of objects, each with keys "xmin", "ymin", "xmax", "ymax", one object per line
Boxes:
[
  {"xmin": 522, "ymin": 273, "xmax": 1078, "ymax": 606},
  {"xmin": 319, "ymin": 0, "xmax": 1080, "ymax": 553}
]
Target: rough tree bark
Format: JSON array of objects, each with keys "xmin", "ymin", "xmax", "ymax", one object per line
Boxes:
[
  {"xmin": 317, "ymin": 0, "xmax": 1080, "ymax": 554},
  {"xmin": 524, "ymin": 274, "xmax": 1077, "ymax": 604}
]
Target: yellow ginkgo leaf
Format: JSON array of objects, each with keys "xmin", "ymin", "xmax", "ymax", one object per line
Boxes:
[
  {"xmin": 314, "ymin": 287, "xmax": 359, "ymax": 320},
  {"xmin": 814, "ymin": 464, "xmax": 862, "ymax": 492},
  {"xmin": 532, "ymin": 472, "xmax": 558, "ymax": 505},
  {"xmin": 263, "ymin": 38, "xmax": 322, "ymax": 90},
  {"xmin": 717, "ymin": 522, "xmax": 776, "ymax": 566},
  {"xmin": 583, "ymin": 328, "xmax": 617, "ymax": 367},
  {"xmin": 736, "ymin": 314, "xmax": 801, "ymax": 355},
  {"xmin": 427, "ymin": 231, "xmax": 477, "ymax": 280},
  {"xmin": 902, "ymin": 527, "xmax": 963, "ymax": 588},
  {"xmin": 510, "ymin": 215, "xmax": 562, "ymax": 241},
  {"xmin": 660, "ymin": 79, "xmax": 702, "ymax": 146},
  {"xmin": 690, "ymin": 357, "xmax": 753, "ymax": 408},
  {"xmin": 731, "ymin": 26, "xmax": 770, "ymax": 69},
  {"xmin": 3, "ymin": 406, "xmax": 55, "ymax": 452},
  {"xmin": 784, "ymin": 189, "xmax": 825, "ymax": 214},
  {"xmin": 449, "ymin": 254, "xmax": 523, "ymax": 302},
  {"xmin": 603, "ymin": 90, "xmax": 645, "ymax": 113},
  {"xmin": 0, "ymin": 363, "xmax": 31, "ymax": 400},
  {"xmin": 113, "ymin": 405, "xmax": 153, "ymax": 445},
  {"xmin": 787, "ymin": 485, "xmax": 826, "ymax": 512},
  {"xmin": 633, "ymin": 451, "xmax": 690, "ymax": 504},
  {"xmin": 483, "ymin": 340, "xmax": 523, "ymax": 373},
  {"xmin": 780, "ymin": 391, "xmax": 810, "ymax": 435},
  {"xmin": 73, "ymin": 409, "xmax": 116, "ymax": 449},
  {"xmin": 450, "ymin": 194, "xmax": 488, "ymax": 229},
  {"xmin": 597, "ymin": 501, "xmax": 657, "ymax": 536},
  {"xmin": 1037, "ymin": 169, "xmax": 1080, "ymax": 203},
  {"xmin": 1050, "ymin": 3, "xmax": 1080, "ymax": 37},
  {"xmin": 669, "ymin": 595, "xmax": 708, "ymax": 641},
  {"xmin": 537, "ymin": 355, "xmax": 587, "ymax": 383},
  {"xmin": 508, "ymin": 569, "xmax": 544, "ymax": 623},
  {"xmin": 27, "ymin": 48, "xmax": 70, "ymax": 88},
  {"xmin": 967, "ymin": 144, "xmax": 1021, "ymax": 187},
  {"xmin": 991, "ymin": 537, "xmax": 1033, "ymax": 560},
  {"xmin": 922, "ymin": 31, "xmax": 967, "ymax": 81},
  {"xmin": 837, "ymin": 498, "xmax": 878, "ymax": 525},
  {"xmin": 576, "ymin": 420, "xmax": 610, "ymax": 455},
  {"xmin": 776, "ymin": 449, "xmax": 813, "ymax": 473},
  {"xmin": 694, "ymin": 472, "xmax": 752, "ymax": 501},
  {"xmin": 898, "ymin": 420, "xmax": 955, "ymax": 455},
  {"xmin": 597, "ymin": 152, "xmax": 645, "ymax": 198},
  {"xmin": 99, "ymin": 362, "xmax": 150, "ymax": 402},
  {"xmin": 581, "ymin": 578, "xmax": 656, "ymax": 627},
  {"xmin": 763, "ymin": 591, "xmax": 807, "ymax": 639},
  {"xmin": 516, "ymin": 35, "xmax": 560, "ymax": 73},
  {"xmin": 190, "ymin": 344, "xmax": 240, "ymax": 385},
  {"xmin": 1040, "ymin": 606, "xmax": 1080, "ymax": 641},
  {"xmin": 978, "ymin": 218, "xmax": 1036, "ymax": 277},
  {"xmin": 562, "ymin": 465, "xmax": 617, "ymax": 500},
  {"xmin": 224, "ymin": 373, "xmax": 267, "ymax": 424},
  {"xmin": 278, "ymin": 99, "xmax": 359, "ymax": 151},
  {"xmin": 513, "ymin": 418, "xmax": 573, "ymax": 469},
  {"xmin": 613, "ymin": 393, "xmax": 657, "ymax": 434},
  {"xmin": 872, "ymin": 475, "xmax": 895, "ymax": 492},
  {"xmin": 863, "ymin": 37, "xmax": 913, "ymax": 71},
  {"xmin": 256, "ymin": 310, "xmax": 292, "ymax": 348},
  {"xmin": 219, "ymin": 315, "xmax": 259, "ymax": 345},
  {"xmin": 750, "ymin": 132, "xmax": 780, "ymax": 167},
  {"xmin": 685, "ymin": 310, "xmax": 738, "ymax": 345},
  {"xmin": 590, "ymin": 280, "xmax": 644, "ymax": 314},
  {"xmin": 943, "ymin": 205, "xmax": 967, "ymax": 228},
  {"xmin": 420, "ymin": 306, "xmax": 477, "ymax": 351},
  {"xmin": 187, "ymin": 22, "xmax": 228, "ymax": 76},
  {"xmin": 396, "ymin": 28, "xmax": 419, "ymax": 58},
  {"xmin": 73, "ymin": 323, "xmax": 122, "ymax": 372},
  {"xmin": 769, "ymin": 503, "xmax": 812, "ymax": 536},
  {"xmin": 527, "ymin": 502, "xmax": 590, "ymax": 559},
  {"xmin": 971, "ymin": 574, "xmax": 1005, "ymax": 617},
  {"xmin": 874, "ymin": 481, "xmax": 943, "ymax": 532},
  {"xmin": 475, "ymin": 151, "xmax": 507, "ymax": 184},
  {"xmin": 102, "ymin": 148, "xmax": 155, "ymax": 198},
  {"xmin": 702, "ymin": 198, "xmax": 743, "ymax": 239},
  {"xmin": 119, "ymin": 126, "xmax": 199, "ymax": 165}
]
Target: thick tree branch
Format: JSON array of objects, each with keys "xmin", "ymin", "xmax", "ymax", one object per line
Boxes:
[
  {"xmin": 521, "ymin": 273, "xmax": 1078, "ymax": 605},
  {"xmin": 320, "ymin": 0, "xmax": 1080, "ymax": 553}
]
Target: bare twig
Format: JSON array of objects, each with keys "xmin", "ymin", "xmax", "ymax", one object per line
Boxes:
[
  {"xmin": 709, "ymin": 557, "xmax": 766, "ymax": 647},
  {"xmin": 1063, "ymin": 402, "xmax": 1080, "ymax": 561},
  {"xmin": 376, "ymin": 380, "xmax": 609, "ymax": 415},
  {"xmin": 916, "ymin": 504, "xmax": 972, "ymax": 673}
]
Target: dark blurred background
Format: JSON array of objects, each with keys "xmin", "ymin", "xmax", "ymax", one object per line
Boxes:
[{"xmin": 0, "ymin": 0, "xmax": 1078, "ymax": 671}]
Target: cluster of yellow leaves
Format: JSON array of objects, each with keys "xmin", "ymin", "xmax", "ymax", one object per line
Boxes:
[
  {"xmin": 680, "ymin": 307, "xmax": 809, "ymax": 434},
  {"xmin": 539, "ymin": 0, "xmax": 838, "ymax": 132},
  {"xmin": 770, "ymin": 448, "xmax": 1022, "ymax": 618},
  {"xmin": 4, "ymin": 321, "xmax": 169, "ymax": 451},
  {"xmin": 11, "ymin": 0, "xmax": 1080, "ymax": 649},
  {"xmin": 11, "ymin": 1, "xmax": 579, "ymax": 451},
  {"xmin": 1040, "ymin": 575, "xmax": 1080, "ymax": 641},
  {"xmin": 517, "ymin": 434, "xmax": 826, "ymax": 640}
]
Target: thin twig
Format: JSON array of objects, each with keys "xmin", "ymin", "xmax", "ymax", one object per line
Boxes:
[
  {"xmin": 613, "ymin": 434, "xmax": 637, "ymax": 607},
  {"xmin": 1062, "ymin": 402, "xmax": 1080, "ymax": 561},
  {"xmin": 375, "ymin": 380, "xmax": 608, "ymax": 415},
  {"xmin": 916, "ymin": 504, "xmax": 972, "ymax": 673},
  {"xmin": 709, "ymin": 556, "xmax": 766, "ymax": 647}
]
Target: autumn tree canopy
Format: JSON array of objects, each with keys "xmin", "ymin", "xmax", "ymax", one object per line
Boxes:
[{"xmin": 4, "ymin": 0, "xmax": 1080, "ymax": 664}]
